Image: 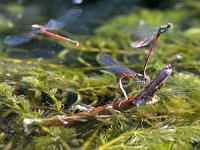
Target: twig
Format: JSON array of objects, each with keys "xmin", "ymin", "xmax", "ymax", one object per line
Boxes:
[{"xmin": 24, "ymin": 64, "xmax": 172, "ymax": 127}]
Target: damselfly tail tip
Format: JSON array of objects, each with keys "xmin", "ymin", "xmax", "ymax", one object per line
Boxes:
[
  {"xmin": 67, "ymin": 38, "xmax": 79, "ymax": 46},
  {"xmin": 75, "ymin": 41, "xmax": 79, "ymax": 46}
]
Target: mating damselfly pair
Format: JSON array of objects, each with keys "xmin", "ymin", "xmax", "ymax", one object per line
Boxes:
[{"xmin": 96, "ymin": 23, "xmax": 173, "ymax": 99}]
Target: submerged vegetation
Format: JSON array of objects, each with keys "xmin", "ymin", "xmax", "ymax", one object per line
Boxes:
[{"xmin": 0, "ymin": 0, "xmax": 200, "ymax": 149}]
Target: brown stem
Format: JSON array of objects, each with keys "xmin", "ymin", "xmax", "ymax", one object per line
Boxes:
[{"xmin": 24, "ymin": 64, "xmax": 172, "ymax": 127}]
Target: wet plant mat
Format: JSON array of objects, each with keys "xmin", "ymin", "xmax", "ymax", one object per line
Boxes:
[{"xmin": 0, "ymin": 0, "xmax": 200, "ymax": 149}]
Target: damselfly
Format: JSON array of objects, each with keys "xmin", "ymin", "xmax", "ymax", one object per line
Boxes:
[
  {"xmin": 96, "ymin": 53, "xmax": 149, "ymax": 99},
  {"xmin": 4, "ymin": 8, "xmax": 82, "ymax": 46}
]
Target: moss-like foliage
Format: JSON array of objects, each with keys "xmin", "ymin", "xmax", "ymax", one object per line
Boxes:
[{"xmin": 0, "ymin": 0, "xmax": 200, "ymax": 149}]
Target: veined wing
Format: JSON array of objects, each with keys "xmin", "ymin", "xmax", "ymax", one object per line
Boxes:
[
  {"xmin": 123, "ymin": 25, "xmax": 158, "ymax": 48},
  {"xmin": 4, "ymin": 32, "xmax": 36, "ymax": 46},
  {"xmin": 96, "ymin": 53, "xmax": 136, "ymax": 77},
  {"xmin": 130, "ymin": 26, "xmax": 158, "ymax": 48},
  {"xmin": 44, "ymin": 7, "xmax": 82, "ymax": 30}
]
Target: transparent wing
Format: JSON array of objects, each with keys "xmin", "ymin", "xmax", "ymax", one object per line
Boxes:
[
  {"xmin": 130, "ymin": 34, "xmax": 155, "ymax": 48},
  {"xmin": 123, "ymin": 25, "xmax": 158, "ymax": 48},
  {"xmin": 130, "ymin": 26, "xmax": 159, "ymax": 48},
  {"xmin": 43, "ymin": 19, "xmax": 65, "ymax": 31},
  {"xmin": 4, "ymin": 32, "xmax": 36, "ymax": 46},
  {"xmin": 44, "ymin": 7, "xmax": 82, "ymax": 30},
  {"xmin": 96, "ymin": 53, "xmax": 136, "ymax": 77}
]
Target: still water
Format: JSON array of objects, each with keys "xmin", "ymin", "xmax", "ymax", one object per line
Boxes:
[{"xmin": 0, "ymin": 0, "xmax": 200, "ymax": 149}]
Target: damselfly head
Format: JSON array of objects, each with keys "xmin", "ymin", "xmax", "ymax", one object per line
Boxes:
[
  {"xmin": 165, "ymin": 64, "xmax": 171, "ymax": 69},
  {"xmin": 167, "ymin": 23, "xmax": 173, "ymax": 30},
  {"xmin": 144, "ymin": 75, "xmax": 150, "ymax": 82},
  {"xmin": 159, "ymin": 23, "xmax": 173, "ymax": 34},
  {"xmin": 135, "ymin": 73, "xmax": 150, "ymax": 83},
  {"xmin": 31, "ymin": 24, "xmax": 42, "ymax": 29}
]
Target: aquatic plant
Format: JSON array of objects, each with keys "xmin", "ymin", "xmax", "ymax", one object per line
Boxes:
[{"xmin": 0, "ymin": 0, "xmax": 200, "ymax": 149}]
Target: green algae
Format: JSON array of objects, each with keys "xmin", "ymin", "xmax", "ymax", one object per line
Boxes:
[{"xmin": 0, "ymin": 0, "xmax": 200, "ymax": 149}]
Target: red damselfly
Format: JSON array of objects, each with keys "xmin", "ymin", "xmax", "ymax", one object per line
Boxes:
[
  {"xmin": 130, "ymin": 23, "xmax": 173, "ymax": 78},
  {"xmin": 4, "ymin": 8, "xmax": 82, "ymax": 46},
  {"xmin": 96, "ymin": 53, "xmax": 149, "ymax": 99}
]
